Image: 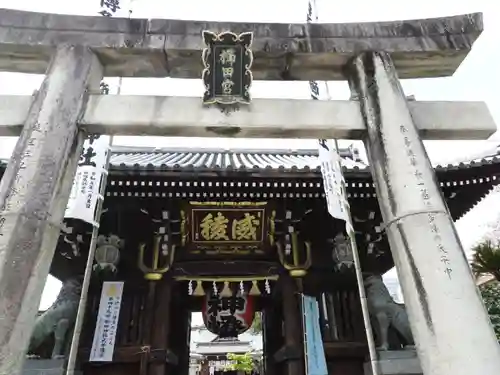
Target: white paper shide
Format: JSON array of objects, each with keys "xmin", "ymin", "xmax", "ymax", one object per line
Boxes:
[
  {"xmin": 317, "ymin": 139, "xmax": 350, "ymax": 227},
  {"xmin": 65, "ymin": 135, "xmax": 110, "ymax": 224},
  {"xmin": 89, "ymin": 281, "xmax": 124, "ymax": 362}
]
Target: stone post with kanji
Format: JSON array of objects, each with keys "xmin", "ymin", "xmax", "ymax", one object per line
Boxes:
[
  {"xmin": 0, "ymin": 45, "xmax": 103, "ymax": 375},
  {"xmin": 347, "ymin": 51, "xmax": 500, "ymax": 375}
]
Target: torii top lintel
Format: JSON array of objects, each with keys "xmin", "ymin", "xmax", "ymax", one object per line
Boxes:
[{"xmin": 0, "ymin": 9, "xmax": 482, "ymax": 80}]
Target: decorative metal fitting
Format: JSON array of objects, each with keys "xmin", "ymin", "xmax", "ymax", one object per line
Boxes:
[
  {"xmin": 138, "ymin": 235, "xmax": 175, "ymax": 281},
  {"xmin": 277, "ymin": 231, "xmax": 312, "ymax": 278}
]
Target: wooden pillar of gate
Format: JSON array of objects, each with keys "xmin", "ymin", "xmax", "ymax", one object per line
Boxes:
[
  {"xmin": 148, "ymin": 278, "xmax": 173, "ymax": 375},
  {"xmin": 279, "ymin": 275, "xmax": 304, "ymax": 375},
  {"xmin": 168, "ymin": 283, "xmax": 191, "ymax": 375},
  {"xmin": 262, "ymin": 300, "xmax": 283, "ymax": 375}
]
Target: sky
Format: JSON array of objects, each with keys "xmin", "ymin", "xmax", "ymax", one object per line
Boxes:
[{"xmin": 0, "ymin": 0, "xmax": 499, "ymax": 312}]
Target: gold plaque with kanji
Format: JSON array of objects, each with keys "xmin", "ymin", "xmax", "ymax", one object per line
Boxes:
[{"xmin": 183, "ymin": 201, "xmax": 270, "ymax": 255}]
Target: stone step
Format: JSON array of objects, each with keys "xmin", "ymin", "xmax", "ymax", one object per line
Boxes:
[
  {"xmin": 23, "ymin": 359, "xmax": 82, "ymax": 375},
  {"xmin": 364, "ymin": 350, "xmax": 422, "ymax": 375}
]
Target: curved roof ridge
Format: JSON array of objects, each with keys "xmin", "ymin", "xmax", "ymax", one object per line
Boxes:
[
  {"xmin": 436, "ymin": 143, "xmax": 500, "ymax": 167},
  {"xmin": 110, "ymin": 145, "xmax": 361, "ymax": 160},
  {"xmin": 112, "ymin": 145, "xmax": 340, "ymax": 154},
  {"xmin": 2, "ymin": 147, "xmax": 499, "ymax": 172}
]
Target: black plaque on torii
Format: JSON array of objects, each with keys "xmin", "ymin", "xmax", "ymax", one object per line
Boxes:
[{"xmin": 201, "ymin": 31, "xmax": 254, "ymax": 105}]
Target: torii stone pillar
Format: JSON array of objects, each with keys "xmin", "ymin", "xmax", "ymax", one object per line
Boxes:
[
  {"xmin": 0, "ymin": 46, "xmax": 102, "ymax": 375},
  {"xmin": 347, "ymin": 51, "xmax": 500, "ymax": 375}
]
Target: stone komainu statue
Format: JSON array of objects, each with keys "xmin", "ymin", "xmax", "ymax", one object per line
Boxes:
[
  {"xmin": 364, "ymin": 274, "xmax": 414, "ymax": 350},
  {"xmin": 28, "ymin": 277, "xmax": 82, "ymax": 359}
]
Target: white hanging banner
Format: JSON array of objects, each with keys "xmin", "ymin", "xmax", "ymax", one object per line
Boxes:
[
  {"xmin": 89, "ymin": 281, "xmax": 124, "ymax": 362},
  {"xmin": 317, "ymin": 139, "xmax": 351, "ymax": 230},
  {"xmin": 65, "ymin": 135, "xmax": 111, "ymax": 224}
]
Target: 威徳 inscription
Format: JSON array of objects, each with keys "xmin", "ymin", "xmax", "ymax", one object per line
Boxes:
[{"xmin": 182, "ymin": 201, "xmax": 271, "ymax": 256}]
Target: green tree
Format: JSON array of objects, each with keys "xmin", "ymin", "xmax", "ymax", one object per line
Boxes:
[
  {"xmin": 479, "ymin": 282, "xmax": 500, "ymax": 341},
  {"xmin": 471, "ymin": 240, "xmax": 500, "ymax": 281},
  {"xmin": 224, "ymin": 352, "xmax": 254, "ymax": 373}
]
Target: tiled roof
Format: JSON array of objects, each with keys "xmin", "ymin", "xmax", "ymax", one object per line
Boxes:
[
  {"xmin": 435, "ymin": 144, "xmax": 500, "ymax": 171},
  {"xmin": 436, "ymin": 144, "xmax": 499, "ymax": 171},
  {"xmin": 433, "ymin": 155, "xmax": 500, "ymax": 171},
  {"xmin": 1, "ymin": 145, "xmax": 499, "ymax": 173},
  {"xmin": 109, "ymin": 146, "xmax": 367, "ymax": 172},
  {"xmin": 108, "ymin": 146, "xmax": 500, "ymax": 174}
]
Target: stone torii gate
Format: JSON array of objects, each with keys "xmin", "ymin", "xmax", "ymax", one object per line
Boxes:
[{"xmin": 0, "ymin": 8, "xmax": 499, "ymax": 375}]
